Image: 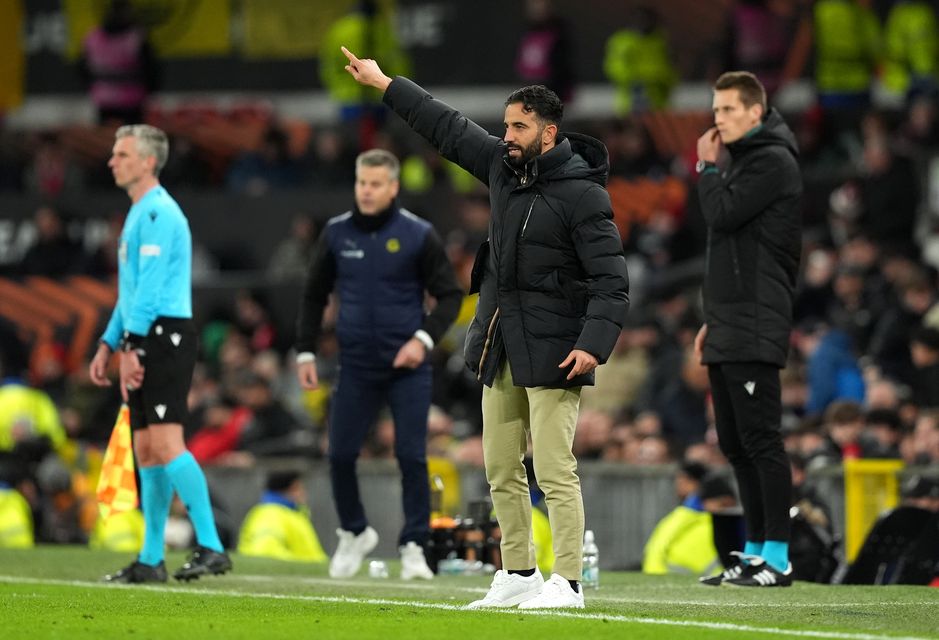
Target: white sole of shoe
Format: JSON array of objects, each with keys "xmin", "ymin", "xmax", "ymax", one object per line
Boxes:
[
  {"xmin": 518, "ymin": 601, "xmax": 585, "ymax": 610},
  {"xmin": 465, "ymin": 587, "xmax": 543, "ymax": 610}
]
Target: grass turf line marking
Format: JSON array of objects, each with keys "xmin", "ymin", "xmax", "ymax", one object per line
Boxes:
[
  {"xmin": 0, "ymin": 575, "xmax": 933, "ymax": 640},
  {"xmin": 233, "ymin": 574, "xmax": 939, "ymax": 608}
]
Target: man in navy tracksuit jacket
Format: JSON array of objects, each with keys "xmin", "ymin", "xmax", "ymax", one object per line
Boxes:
[{"xmin": 295, "ymin": 149, "xmax": 461, "ymax": 580}]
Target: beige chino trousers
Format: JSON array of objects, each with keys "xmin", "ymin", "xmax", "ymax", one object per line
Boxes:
[{"xmin": 481, "ymin": 361, "xmax": 584, "ymax": 579}]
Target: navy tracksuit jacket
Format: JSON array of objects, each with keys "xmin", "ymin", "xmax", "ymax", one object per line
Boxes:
[{"xmin": 296, "ymin": 203, "xmax": 461, "ymax": 545}]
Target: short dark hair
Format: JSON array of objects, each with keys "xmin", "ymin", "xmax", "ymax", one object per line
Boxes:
[
  {"xmin": 266, "ymin": 470, "xmax": 302, "ymax": 493},
  {"xmin": 505, "ymin": 85, "xmax": 563, "ymax": 126},
  {"xmin": 824, "ymin": 400, "xmax": 863, "ymax": 426},
  {"xmin": 714, "ymin": 71, "xmax": 767, "ymax": 114},
  {"xmin": 699, "ymin": 473, "xmax": 736, "ymax": 501},
  {"xmin": 679, "ymin": 461, "xmax": 709, "ymax": 483}
]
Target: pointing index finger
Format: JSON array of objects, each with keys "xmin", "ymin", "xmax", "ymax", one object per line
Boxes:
[{"xmin": 341, "ymin": 46, "xmax": 359, "ymax": 64}]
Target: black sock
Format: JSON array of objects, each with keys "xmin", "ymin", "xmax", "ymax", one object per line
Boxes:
[
  {"xmin": 568, "ymin": 580, "xmax": 579, "ymax": 593},
  {"xmin": 508, "ymin": 568, "xmax": 535, "ymax": 577}
]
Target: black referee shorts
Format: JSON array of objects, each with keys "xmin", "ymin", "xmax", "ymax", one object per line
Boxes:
[{"xmin": 127, "ymin": 317, "xmax": 197, "ymax": 430}]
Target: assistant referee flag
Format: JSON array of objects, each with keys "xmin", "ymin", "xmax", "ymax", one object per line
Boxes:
[{"xmin": 95, "ymin": 405, "xmax": 138, "ymax": 519}]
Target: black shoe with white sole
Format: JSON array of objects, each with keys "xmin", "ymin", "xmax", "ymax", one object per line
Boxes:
[
  {"xmin": 699, "ymin": 551, "xmax": 756, "ymax": 586},
  {"xmin": 103, "ymin": 560, "xmax": 168, "ymax": 584},
  {"xmin": 173, "ymin": 546, "xmax": 232, "ymax": 581},
  {"xmin": 723, "ymin": 557, "xmax": 793, "ymax": 587}
]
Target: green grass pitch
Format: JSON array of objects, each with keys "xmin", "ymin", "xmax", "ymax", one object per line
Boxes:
[{"xmin": 1, "ymin": 547, "xmax": 937, "ymax": 639}]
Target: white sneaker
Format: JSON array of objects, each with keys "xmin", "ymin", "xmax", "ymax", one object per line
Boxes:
[
  {"xmin": 329, "ymin": 526, "xmax": 379, "ymax": 578},
  {"xmin": 399, "ymin": 542, "xmax": 434, "ymax": 580},
  {"xmin": 518, "ymin": 573, "xmax": 585, "ymax": 609},
  {"xmin": 464, "ymin": 570, "xmax": 544, "ymax": 609}
]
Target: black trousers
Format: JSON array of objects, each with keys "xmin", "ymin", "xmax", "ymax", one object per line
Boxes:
[{"xmin": 708, "ymin": 362, "xmax": 791, "ymax": 543}]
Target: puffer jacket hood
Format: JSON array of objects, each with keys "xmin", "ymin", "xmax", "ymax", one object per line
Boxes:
[
  {"xmin": 727, "ymin": 108, "xmax": 799, "ymax": 160},
  {"xmin": 555, "ymin": 133, "xmax": 610, "ymax": 186}
]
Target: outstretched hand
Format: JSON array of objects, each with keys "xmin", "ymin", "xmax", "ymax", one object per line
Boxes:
[{"xmin": 341, "ymin": 46, "xmax": 393, "ymax": 92}]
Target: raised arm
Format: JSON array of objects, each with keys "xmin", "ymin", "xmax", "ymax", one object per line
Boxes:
[{"xmin": 342, "ymin": 46, "xmax": 500, "ymax": 185}]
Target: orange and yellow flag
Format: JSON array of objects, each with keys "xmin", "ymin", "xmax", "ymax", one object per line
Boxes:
[{"xmin": 95, "ymin": 405, "xmax": 138, "ymax": 520}]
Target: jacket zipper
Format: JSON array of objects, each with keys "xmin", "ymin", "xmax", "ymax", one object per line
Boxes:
[
  {"xmin": 476, "ymin": 307, "xmax": 500, "ymax": 381},
  {"xmin": 521, "ymin": 195, "xmax": 538, "ymax": 237}
]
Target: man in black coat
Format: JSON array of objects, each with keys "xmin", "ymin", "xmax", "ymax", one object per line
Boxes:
[
  {"xmin": 341, "ymin": 47, "xmax": 629, "ymax": 609},
  {"xmin": 694, "ymin": 71, "xmax": 802, "ymax": 588}
]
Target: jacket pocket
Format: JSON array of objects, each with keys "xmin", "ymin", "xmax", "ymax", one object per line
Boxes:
[{"xmin": 469, "ymin": 240, "xmax": 490, "ymax": 295}]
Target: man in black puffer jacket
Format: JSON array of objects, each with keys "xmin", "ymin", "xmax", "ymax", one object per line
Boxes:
[
  {"xmin": 693, "ymin": 71, "xmax": 802, "ymax": 588},
  {"xmin": 341, "ymin": 47, "xmax": 629, "ymax": 609}
]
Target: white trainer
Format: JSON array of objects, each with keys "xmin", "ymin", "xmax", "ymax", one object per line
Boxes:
[
  {"xmin": 464, "ymin": 570, "xmax": 544, "ymax": 610},
  {"xmin": 518, "ymin": 573, "xmax": 585, "ymax": 609},
  {"xmin": 399, "ymin": 542, "xmax": 434, "ymax": 580},
  {"xmin": 329, "ymin": 526, "xmax": 379, "ymax": 578}
]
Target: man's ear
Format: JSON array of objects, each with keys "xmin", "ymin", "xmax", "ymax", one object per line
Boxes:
[
  {"xmin": 543, "ymin": 123, "xmax": 558, "ymax": 146},
  {"xmin": 752, "ymin": 103, "xmax": 765, "ymax": 122}
]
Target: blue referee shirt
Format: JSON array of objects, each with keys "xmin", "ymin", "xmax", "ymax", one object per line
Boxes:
[{"xmin": 101, "ymin": 185, "xmax": 192, "ymax": 349}]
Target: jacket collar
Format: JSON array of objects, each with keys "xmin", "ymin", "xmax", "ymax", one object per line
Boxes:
[
  {"xmin": 260, "ymin": 490, "xmax": 299, "ymax": 511},
  {"xmin": 352, "ymin": 200, "xmax": 397, "ymax": 232},
  {"xmin": 503, "ymin": 135, "xmax": 573, "ymax": 187}
]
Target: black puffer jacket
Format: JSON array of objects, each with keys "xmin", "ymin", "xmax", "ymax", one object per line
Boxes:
[
  {"xmin": 384, "ymin": 77, "xmax": 629, "ymax": 388},
  {"xmin": 697, "ymin": 108, "xmax": 802, "ymax": 367}
]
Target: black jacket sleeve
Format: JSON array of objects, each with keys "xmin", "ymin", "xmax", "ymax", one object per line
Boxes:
[
  {"xmin": 697, "ymin": 149, "xmax": 794, "ymax": 232},
  {"xmin": 570, "ymin": 185, "xmax": 630, "ymax": 363},
  {"xmin": 419, "ymin": 228, "xmax": 463, "ymax": 344},
  {"xmin": 383, "ymin": 76, "xmax": 501, "ymax": 186},
  {"xmin": 294, "ymin": 229, "xmax": 336, "ymax": 354}
]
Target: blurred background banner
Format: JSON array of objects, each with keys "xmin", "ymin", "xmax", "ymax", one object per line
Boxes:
[
  {"xmin": 0, "ymin": 0, "xmax": 25, "ymax": 111},
  {"xmin": 21, "ymin": 0, "xmax": 732, "ymax": 93},
  {"xmin": 242, "ymin": 0, "xmax": 359, "ymax": 60},
  {"xmin": 63, "ymin": 0, "xmax": 231, "ymax": 59}
]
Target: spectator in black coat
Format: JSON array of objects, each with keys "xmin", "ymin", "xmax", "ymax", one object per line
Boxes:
[
  {"xmin": 910, "ymin": 327, "xmax": 939, "ymax": 409},
  {"xmin": 18, "ymin": 206, "xmax": 83, "ymax": 277}
]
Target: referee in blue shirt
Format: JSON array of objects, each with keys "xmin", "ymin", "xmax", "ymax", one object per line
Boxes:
[{"xmin": 89, "ymin": 125, "xmax": 231, "ymax": 583}]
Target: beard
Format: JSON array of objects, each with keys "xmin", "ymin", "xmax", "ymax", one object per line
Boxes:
[{"xmin": 505, "ymin": 135, "xmax": 543, "ymax": 168}]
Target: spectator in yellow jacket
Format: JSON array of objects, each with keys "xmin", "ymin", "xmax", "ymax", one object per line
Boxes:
[
  {"xmin": 237, "ymin": 471, "xmax": 327, "ymax": 563},
  {"xmin": 0, "ymin": 453, "xmax": 33, "ymax": 548},
  {"xmin": 603, "ymin": 7, "xmax": 677, "ymax": 114},
  {"xmin": 0, "ymin": 484, "xmax": 33, "ymax": 548},
  {"xmin": 319, "ymin": 0, "xmax": 410, "ymax": 122},
  {"xmin": 90, "ymin": 509, "xmax": 145, "ymax": 553},
  {"xmin": 643, "ymin": 466, "xmax": 732, "ymax": 576},
  {"xmin": 0, "ymin": 375, "xmax": 66, "ymax": 458},
  {"xmin": 883, "ymin": 0, "xmax": 939, "ymax": 99}
]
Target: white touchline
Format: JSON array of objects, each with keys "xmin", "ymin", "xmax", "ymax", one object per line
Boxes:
[
  {"xmin": 227, "ymin": 574, "xmax": 939, "ymax": 608},
  {"xmin": 0, "ymin": 575, "xmax": 934, "ymax": 640}
]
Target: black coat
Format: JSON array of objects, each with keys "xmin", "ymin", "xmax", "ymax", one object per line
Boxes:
[
  {"xmin": 384, "ymin": 77, "xmax": 629, "ymax": 387},
  {"xmin": 697, "ymin": 109, "xmax": 802, "ymax": 367}
]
